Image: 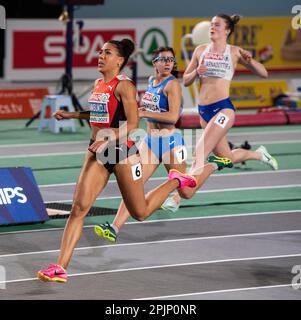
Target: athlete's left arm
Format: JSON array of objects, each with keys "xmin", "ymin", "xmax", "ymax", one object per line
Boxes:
[
  {"xmin": 140, "ymin": 79, "xmax": 182, "ymax": 123},
  {"xmin": 115, "ymin": 80, "xmax": 139, "ymax": 141},
  {"xmin": 236, "ymin": 47, "xmax": 268, "ymax": 78}
]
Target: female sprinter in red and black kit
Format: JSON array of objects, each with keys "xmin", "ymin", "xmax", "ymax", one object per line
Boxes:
[{"xmin": 37, "ymin": 39, "xmax": 197, "ymax": 283}]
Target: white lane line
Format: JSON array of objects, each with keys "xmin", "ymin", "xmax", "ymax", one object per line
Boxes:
[
  {"xmin": 1, "ymin": 253, "xmax": 301, "ymax": 285},
  {"xmin": 46, "ymin": 183, "xmax": 301, "ymax": 203},
  {"xmin": 1, "ymin": 140, "xmax": 300, "ymax": 158},
  {"xmin": 227, "ymin": 129, "xmax": 301, "ymax": 136},
  {"xmin": 0, "ymin": 141, "xmax": 87, "ymax": 148},
  {"xmin": 0, "ymin": 129, "xmax": 300, "ymax": 149},
  {"xmin": 193, "ymin": 184, "xmax": 301, "ymax": 194},
  {"xmin": 136, "ymin": 284, "xmax": 294, "ymax": 300},
  {"xmin": 39, "ymin": 168, "xmax": 301, "ymax": 188},
  {"xmin": 0, "ymin": 131, "xmax": 299, "ymax": 158},
  {"xmin": 184, "ymin": 140, "xmax": 301, "ymax": 148},
  {"xmin": 244, "ymin": 139, "xmax": 301, "ymax": 145},
  {"xmin": 1, "ymin": 138, "xmax": 300, "ymax": 152},
  {"xmin": 1, "ymin": 229, "xmax": 301, "ymax": 259},
  {"xmin": 0, "ymin": 209, "xmax": 300, "ymax": 236},
  {"xmin": 207, "ymin": 168, "xmax": 301, "ymax": 176},
  {"xmin": 0, "ymin": 151, "xmax": 85, "ymax": 159},
  {"xmin": 40, "ymin": 177, "xmax": 166, "ymax": 188}
]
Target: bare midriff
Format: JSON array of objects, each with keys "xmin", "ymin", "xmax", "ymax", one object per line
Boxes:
[
  {"xmin": 146, "ymin": 122, "xmax": 177, "ymax": 137},
  {"xmin": 91, "ymin": 126, "xmax": 121, "ymax": 141},
  {"xmin": 198, "ymin": 77, "xmax": 231, "ymax": 106}
]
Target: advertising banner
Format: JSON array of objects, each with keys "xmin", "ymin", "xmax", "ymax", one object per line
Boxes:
[
  {"xmin": 174, "ymin": 16, "xmax": 301, "ymax": 73},
  {"xmin": 0, "ymin": 167, "xmax": 49, "ymax": 225},
  {"xmin": 181, "ymin": 79, "xmax": 289, "ymax": 109},
  {"xmin": 5, "ymin": 18, "xmax": 173, "ymax": 80},
  {"xmin": 0, "ymin": 88, "xmax": 49, "ymax": 119},
  {"xmin": 230, "ymin": 80, "xmax": 289, "ymax": 108}
]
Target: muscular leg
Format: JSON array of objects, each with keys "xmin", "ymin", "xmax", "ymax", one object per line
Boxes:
[
  {"xmin": 192, "ymin": 109, "xmax": 235, "ymax": 175},
  {"xmin": 112, "ymin": 141, "xmax": 160, "ymax": 230},
  {"xmin": 177, "ymin": 163, "xmax": 216, "ymax": 199},
  {"xmin": 113, "ymin": 144, "xmax": 189, "ymax": 228},
  {"xmin": 213, "ymin": 136, "xmax": 262, "ymax": 162},
  {"xmin": 162, "ymin": 145, "xmax": 187, "ymax": 174},
  {"xmin": 114, "ymin": 154, "xmax": 180, "ymax": 221},
  {"xmin": 163, "ymin": 145, "xmax": 216, "ymax": 199},
  {"xmin": 57, "ymin": 152, "xmax": 110, "ymax": 268},
  {"xmin": 171, "ymin": 110, "xmax": 234, "ymax": 202}
]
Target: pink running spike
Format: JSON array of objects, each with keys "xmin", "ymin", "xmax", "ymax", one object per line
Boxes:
[
  {"xmin": 168, "ymin": 169, "xmax": 197, "ymax": 189},
  {"xmin": 37, "ymin": 263, "xmax": 68, "ymax": 283}
]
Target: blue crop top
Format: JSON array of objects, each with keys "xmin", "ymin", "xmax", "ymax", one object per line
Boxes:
[{"xmin": 140, "ymin": 75, "xmax": 180, "ymax": 125}]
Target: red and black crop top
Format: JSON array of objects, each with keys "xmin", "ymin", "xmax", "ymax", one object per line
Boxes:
[{"xmin": 89, "ymin": 75, "xmax": 132, "ymax": 128}]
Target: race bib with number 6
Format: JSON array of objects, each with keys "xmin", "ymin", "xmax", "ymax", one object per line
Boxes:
[{"xmin": 131, "ymin": 163, "xmax": 142, "ymax": 181}]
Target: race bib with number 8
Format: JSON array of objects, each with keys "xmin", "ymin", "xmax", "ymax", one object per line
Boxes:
[{"xmin": 214, "ymin": 112, "xmax": 229, "ymax": 128}]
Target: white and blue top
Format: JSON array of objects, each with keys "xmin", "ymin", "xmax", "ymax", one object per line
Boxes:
[{"xmin": 199, "ymin": 44, "xmax": 234, "ymax": 81}]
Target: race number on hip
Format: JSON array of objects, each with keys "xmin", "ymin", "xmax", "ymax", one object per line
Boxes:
[
  {"xmin": 131, "ymin": 163, "xmax": 142, "ymax": 181},
  {"xmin": 175, "ymin": 146, "xmax": 187, "ymax": 163},
  {"xmin": 214, "ymin": 113, "xmax": 229, "ymax": 128}
]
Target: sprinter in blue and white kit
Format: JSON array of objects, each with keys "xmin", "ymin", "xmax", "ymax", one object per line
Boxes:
[
  {"xmin": 94, "ymin": 46, "xmax": 232, "ymax": 242},
  {"xmin": 141, "ymin": 69, "xmax": 186, "ymax": 163},
  {"xmin": 162, "ymin": 14, "xmax": 279, "ymax": 212}
]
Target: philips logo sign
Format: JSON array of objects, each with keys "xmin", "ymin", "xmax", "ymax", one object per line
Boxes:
[
  {"xmin": 0, "ymin": 187, "xmax": 27, "ymax": 205},
  {"xmin": 0, "ymin": 167, "xmax": 49, "ymax": 225}
]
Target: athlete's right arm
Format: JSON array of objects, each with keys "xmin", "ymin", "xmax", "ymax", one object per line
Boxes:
[
  {"xmin": 53, "ymin": 110, "xmax": 90, "ymax": 120},
  {"xmin": 183, "ymin": 45, "xmax": 205, "ymax": 87}
]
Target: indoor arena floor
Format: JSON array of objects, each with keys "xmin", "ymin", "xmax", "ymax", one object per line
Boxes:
[{"xmin": 0, "ymin": 120, "xmax": 300, "ymax": 300}]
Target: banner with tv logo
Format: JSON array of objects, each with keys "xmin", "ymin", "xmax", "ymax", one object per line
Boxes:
[{"xmin": 0, "ymin": 167, "xmax": 49, "ymax": 225}]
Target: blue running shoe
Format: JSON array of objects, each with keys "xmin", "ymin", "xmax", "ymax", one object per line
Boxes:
[{"xmin": 94, "ymin": 222, "xmax": 117, "ymax": 242}]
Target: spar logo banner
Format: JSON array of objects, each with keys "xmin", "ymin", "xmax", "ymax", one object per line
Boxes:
[
  {"xmin": 5, "ymin": 18, "xmax": 172, "ymax": 80},
  {"xmin": 0, "ymin": 167, "xmax": 49, "ymax": 225},
  {"xmin": 0, "ymin": 88, "xmax": 49, "ymax": 119},
  {"xmin": 174, "ymin": 16, "xmax": 301, "ymax": 73}
]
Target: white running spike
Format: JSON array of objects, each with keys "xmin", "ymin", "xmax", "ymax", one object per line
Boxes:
[{"xmin": 256, "ymin": 145, "xmax": 278, "ymax": 170}]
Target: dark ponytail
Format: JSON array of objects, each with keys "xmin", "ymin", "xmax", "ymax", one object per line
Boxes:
[
  {"xmin": 231, "ymin": 14, "xmax": 241, "ymax": 25},
  {"xmin": 108, "ymin": 38, "xmax": 135, "ymax": 70},
  {"xmin": 216, "ymin": 13, "xmax": 241, "ymax": 38}
]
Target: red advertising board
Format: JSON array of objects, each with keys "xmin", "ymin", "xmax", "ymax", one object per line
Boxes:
[
  {"xmin": 5, "ymin": 18, "xmax": 174, "ymax": 80},
  {"xmin": 0, "ymin": 88, "xmax": 49, "ymax": 119},
  {"xmin": 13, "ymin": 30, "xmax": 135, "ymax": 69}
]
